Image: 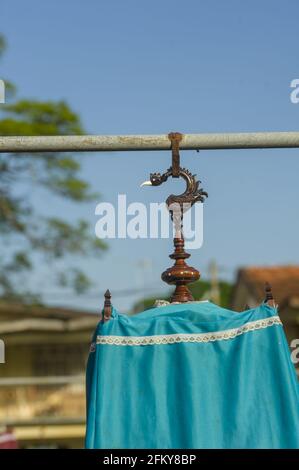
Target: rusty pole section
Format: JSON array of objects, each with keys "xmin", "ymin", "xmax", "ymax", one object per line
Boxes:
[{"xmin": 1, "ymin": 131, "xmax": 299, "ymax": 153}]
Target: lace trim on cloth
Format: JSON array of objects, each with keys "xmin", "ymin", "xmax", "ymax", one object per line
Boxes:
[
  {"xmin": 96, "ymin": 316, "xmax": 282, "ymax": 347},
  {"xmin": 153, "ymin": 299, "xmax": 209, "ymax": 307}
]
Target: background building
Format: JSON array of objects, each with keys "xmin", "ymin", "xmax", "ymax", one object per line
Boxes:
[
  {"xmin": 231, "ymin": 265, "xmax": 299, "ymax": 363},
  {"xmin": 0, "ymin": 303, "xmax": 98, "ymax": 448}
]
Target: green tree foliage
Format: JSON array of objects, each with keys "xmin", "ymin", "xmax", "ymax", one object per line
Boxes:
[
  {"xmin": 188, "ymin": 279, "xmax": 233, "ymax": 307},
  {"xmin": 0, "ymin": 34, "xmax": 107, "ymax": 303},
  {"xmin": 132, "ymin": 279, "xmax": 233, "ymax": 313}
]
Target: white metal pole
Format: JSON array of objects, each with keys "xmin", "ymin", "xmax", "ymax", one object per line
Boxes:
[{"xmin": 1, "ymin": 131, "xmax": 299, "ymax": 153}]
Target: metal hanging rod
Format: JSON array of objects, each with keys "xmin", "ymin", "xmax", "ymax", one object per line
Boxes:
[{"xmin": 1, "ymin": 131, "xmax": 299, "ymax": 153}]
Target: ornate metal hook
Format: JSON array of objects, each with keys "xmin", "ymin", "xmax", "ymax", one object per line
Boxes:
[
  {"xmin": 146, "ymin": 167, "xmax": 208, "ymax": 217},
  {"xmin": 141, "ymin": 132, "xmax": 208, "ymax": 222},
  {"xmin": 168, "ymin": 132, "xmax": 182, "ymax": 177},
  {"xmin": 141, "ymin": 132, "xmax": 208, "ymax": 304}
]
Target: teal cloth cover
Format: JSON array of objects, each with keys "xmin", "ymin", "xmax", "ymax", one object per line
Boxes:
[{"xmin": 85, "ymin": 301, "xmax": 299, "ymax": 449}]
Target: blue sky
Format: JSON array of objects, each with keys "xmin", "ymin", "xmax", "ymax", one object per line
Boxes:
[{"xmin": 1, "ymin": 0, "xmax": 299, "ymax": 312}]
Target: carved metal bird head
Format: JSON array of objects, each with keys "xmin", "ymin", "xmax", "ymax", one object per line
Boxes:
[{"xmin": 141, "ymin": 166, "xmax": 208, "ymax": 212}]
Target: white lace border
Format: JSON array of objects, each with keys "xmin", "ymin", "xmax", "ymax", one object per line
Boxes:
[{"xmin": 95, "ymin": 316, "xmax": 282, "ymax": 347}]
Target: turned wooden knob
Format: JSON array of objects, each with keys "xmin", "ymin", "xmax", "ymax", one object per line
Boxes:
[
  {"xmin": 162, "ymin": 237, "xmax": 200, "ymax": 303},
  {"xmin": 264, "ymin": 282, "xmax": 275, "ymax": 307},
  {"xmin": 103, "ymin": 289, "xmax": 112, "ymax": 322}
]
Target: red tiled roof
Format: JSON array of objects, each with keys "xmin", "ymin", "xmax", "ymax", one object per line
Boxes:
[{"xmin": 238, "ymin": 265, "xmax": 299, "ymax": 305}]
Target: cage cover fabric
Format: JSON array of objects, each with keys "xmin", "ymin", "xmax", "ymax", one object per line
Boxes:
[{"xmin": 85, "ymin": 301, "xmax": 299, "ymax": 449}]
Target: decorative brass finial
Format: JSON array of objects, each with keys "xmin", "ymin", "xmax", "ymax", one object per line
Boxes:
[
  {"xmin": 141, "ymin": 132, "xmax": 208, "ymax": 303},
  {"xmin": 103, "ymin": 289, "xmax": 112, "ymax": 322},
  {"xmin": 161, "ymin": 237, "xmax": 200, "ymax": 303}
]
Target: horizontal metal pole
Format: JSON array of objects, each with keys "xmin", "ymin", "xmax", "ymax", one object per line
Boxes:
[
  {"xmin": 0, "ymin": 375, "xmax": 84, "ymax": 386},
  {"xmin": 4, "ymin": 417, "xmax": 85, "ymax": 426},
  {"xmin": 1, "ymin": 131, "xmax": 299, "ymax": 153}
]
